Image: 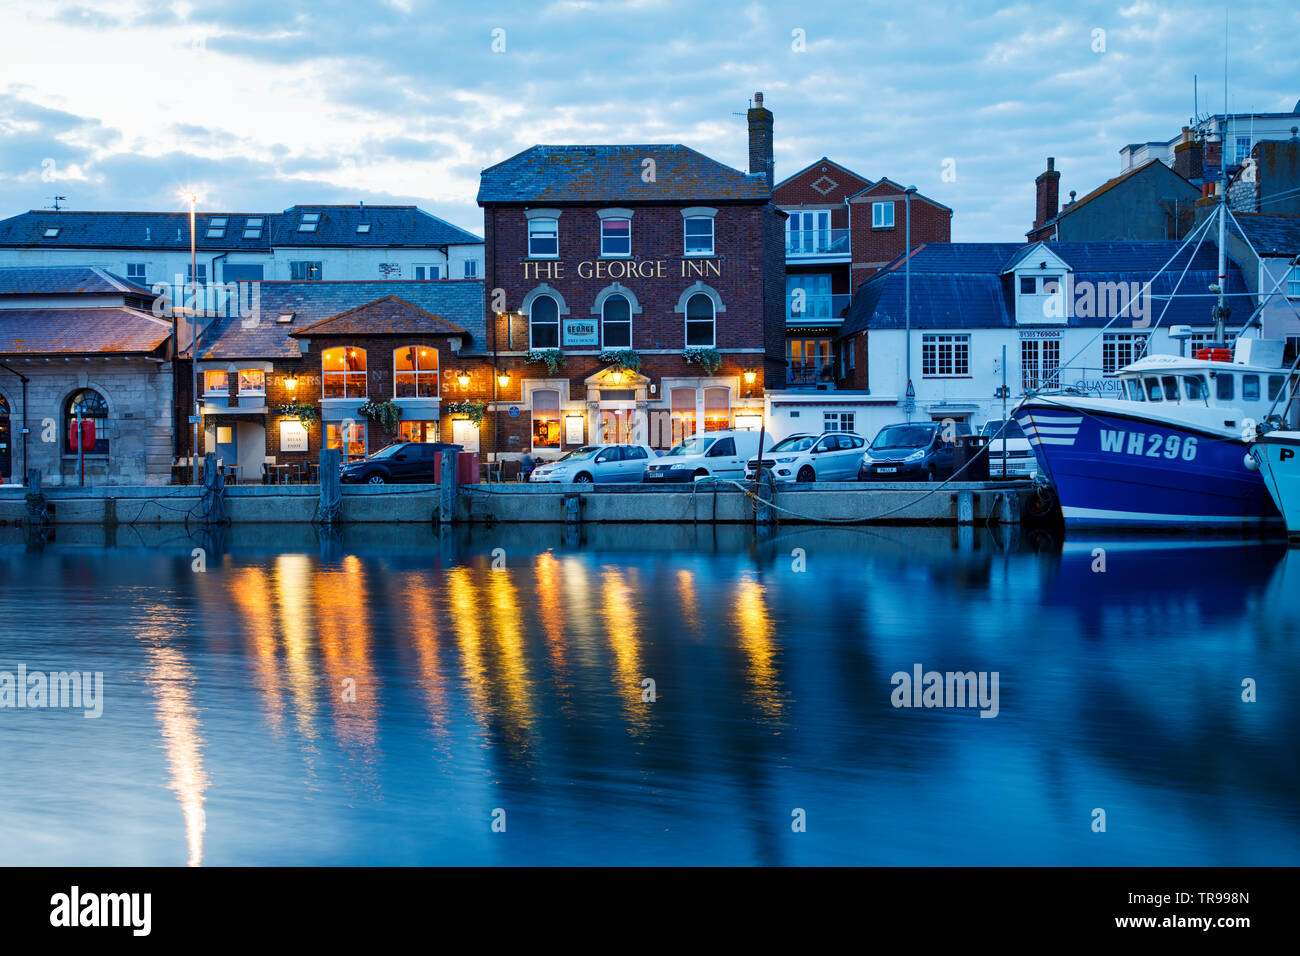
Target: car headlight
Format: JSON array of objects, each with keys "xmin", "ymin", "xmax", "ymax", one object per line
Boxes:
[
  {"xmin": 775, "ymin": 456, "xmax": 797, "ymax": 463},
  {"xmin": 904, "ymin": 450, "xmax": 926, "ymax": 462}
]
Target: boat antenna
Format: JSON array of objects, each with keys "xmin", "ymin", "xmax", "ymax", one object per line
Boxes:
[{"xmin": 1213, "ymin": 11, "xmax": 1230, "ymax": 346}]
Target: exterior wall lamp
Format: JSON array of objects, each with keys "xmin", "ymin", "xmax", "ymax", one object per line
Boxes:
[
  {"xmin": 457, "ymin": 370, "xmax": 471, "ymax": 389},
  {"xmin": 497, "ymin": 371, "xmax": 511, "ymax": 388}
]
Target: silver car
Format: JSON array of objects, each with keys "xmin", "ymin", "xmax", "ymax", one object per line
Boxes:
[{"xmin": 529, "ymin": 444, "xmax": 659, "ymax": 483}]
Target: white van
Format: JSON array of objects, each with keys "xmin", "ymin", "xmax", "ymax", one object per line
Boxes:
[{"xmin": 643, "ymin": 430, "xmax": 773, "ymax": 482}]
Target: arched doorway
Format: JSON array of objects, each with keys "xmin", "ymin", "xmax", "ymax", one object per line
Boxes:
[{"xmin": 0, "ymin": 394, "xmax": 10, "ymax": 484}]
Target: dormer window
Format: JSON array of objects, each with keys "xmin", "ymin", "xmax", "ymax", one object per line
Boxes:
[
  {"xmin": 242, "ymin": 217, "xmax": 263, "ymax": 239},
  {"xmin": 43, "ymin": 227, "xmax": 60, "ymax": 238},
  {"xmin": 298, "ymin": 213, "xmax": 320, "ymax": 233},
  {"xmin": 205, "ymin": 217, "xmax": 227, "ymax": 238}
]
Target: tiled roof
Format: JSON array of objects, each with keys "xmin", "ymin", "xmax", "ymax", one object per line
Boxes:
[
  {"xmin": 0, "ymin": 205, "xmax": 481, "ymax": 251},
  {"xmin": 477, "ymin": 145, "xmax": 770, "ymax": 204},
  {"xmin": 198, "ymin": 280, "xmax": 486, "ymax": 359},
  {"xmin": 1232, "ymin": 214, "xmax": 1300, "ymax": 256},
  {"xmin": 0, "ymin": 265, "xmax": 153, "ymax": 296},
  {"xmin": 271, "ymin": 205, "xmax": 481, "ymax": 247},
  {"xmin": 1029, "ymin": 160, "xmax": 1197, "ymax": 236},
  {"xmin": 839, "ymin": 240, "xmax": 1249, "ymax": 335},
  {"xmin": 0, "ymin": 307, "xmax": 171, "ymax": 354},
  {"xmin": 292, "ymin": 295, "xmax": 470, "ymax": 336}
]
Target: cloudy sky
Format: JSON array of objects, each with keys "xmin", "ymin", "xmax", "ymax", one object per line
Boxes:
[{"xmin": 2, "ymin": 0, "xmax": 1296, "ymax": 241}]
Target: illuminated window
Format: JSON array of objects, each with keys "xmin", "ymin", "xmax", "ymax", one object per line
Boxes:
[
  {"xmin": 394, "ymin": 346, "xmax": 438, "ymax": 398},
  {"xmin": 703, "ymin": 386, "xmax": 730, "ymax": 431},
  {"xmin": 203, "ymin": 369, "xmax": 229, "ymax": 394},
  {"xmin": 399, "ymin": 420, "xmax": 439, "ymax": 442},
  {"xmin": 326, "ymin": 421, "xmax": 366, "ymax": 461},
  {"xmin": 322, "ymin": 347, "xmax": 367, "ymax": 398},
  {"xmin": 238, "ymin": 369, "xmax": 265, "ymax": 394},
  {"xmin": 532, "ymin": 388, "xmax": 561, "ymax": 450},
  {"xmin": 671, "ymin": 387, "xmax": 697, "ymax": 445}
]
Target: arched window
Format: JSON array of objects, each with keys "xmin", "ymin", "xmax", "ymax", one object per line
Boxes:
[
  {"xmin": 704, "ymin": 387, "xmax": 731, "ymax": 431},
  {"xmin": 530, "ymin": 295, "xmax": 560, "ymax": 349},
  {"xmin": 532, "ymin": 388, "xmax": 561, "ymax": 450},
  {"xmin": 394, "ymin": 345, "xmax": 438, "ymax": 397},
  {"xmin": 65, "ymin": 389, "xmax": 109, "ymax": 455},
  {"xmin": 685, "ymin": 293, "xmax": 715, "ymax": 347},
  {"xmin": 602, "ymin": 294, "xmax": 632, "ymax": 348},
  {"xmin": 322, "ymin": 346, "xmax": 367, "ymax": 398}
]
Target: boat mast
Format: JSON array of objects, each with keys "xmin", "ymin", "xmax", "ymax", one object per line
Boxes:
[{"xmin": 1214, "ymin": 25, "xmax": 1230, "ymax": 346}]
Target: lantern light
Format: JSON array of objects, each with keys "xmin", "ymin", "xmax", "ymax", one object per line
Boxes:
[
  {"xmin": 284, "ymin": 375, "xmax": 298, "ymax": 391},
  {"xmin": 497, "ymin": 372, "xmax": 511, "ymax": 388},
  {"xmin": 743, "ymin": 369, "xmax": 757, "ymax": 385},
  {"xmin": 457, "ymin": 370, "xmax": 471, "ymax": 388}
]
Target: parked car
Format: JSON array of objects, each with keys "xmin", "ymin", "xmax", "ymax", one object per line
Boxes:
[
  {"xmin": 529, "ymin": 444, "xmax": 659, "ymax": 483},
  {"xmin": 979, "ymin": 418, "xmax": 1038, "ymax": 478},
  {"xmin": 744, "ymin": 431, "xmax": 867, "ymax": 483},
  {"xmin": 339, "ymin": 441, "xmax": 457, "ymax": 484},
  {"xmin": 858, "ymin": 421, "xmax": 972, "ymax": 481},
  {"xmin": 644, "ymin": 430, "xmax": 773, "ymax": 483}
]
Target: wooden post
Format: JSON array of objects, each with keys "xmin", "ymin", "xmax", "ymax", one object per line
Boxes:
[
  {"xmin": 438, "ymin": 448, "xmax": 458, "ymax": 525},
  {"xmin": 201, "ymin": 451, "xmax": 225, "ymax": 525},
  {"xmin": 318, "ymin": 447, "xmax": 342, "ymax": 525}
]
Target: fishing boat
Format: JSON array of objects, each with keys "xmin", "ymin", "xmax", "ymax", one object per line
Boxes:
[
  {"xmin": 1250, "ymin": 432, "xmax": 1300, "ymax": 543},
  {"xmin": 1017, "ymin": 346, "xmax": 1289, "ymax": 528}
]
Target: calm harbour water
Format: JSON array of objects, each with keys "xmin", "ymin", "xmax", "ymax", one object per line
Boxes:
[{"xmin": 1, "ymin": 521, "xmax": 1298, "ymax": 866}]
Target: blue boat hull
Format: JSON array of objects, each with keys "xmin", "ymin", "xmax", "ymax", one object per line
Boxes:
[{"xmin": 1015, "ymin": 403, "xmax": 1280, "ymax": 528}]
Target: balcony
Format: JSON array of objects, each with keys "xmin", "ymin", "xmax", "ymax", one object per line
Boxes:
[
  {"xmin": 786, "ymin": 363, "xmax": 837, "ymax": 388},
  {"xmin": 786, "ymin": 293, "xmax": 852, "ymax": 324},
  {"xmin": 785, "ymin": 228, "xmax": 850, "ymax": 259}
]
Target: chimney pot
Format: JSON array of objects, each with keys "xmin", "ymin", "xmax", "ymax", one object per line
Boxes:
[
  {"xmin": 754, "ymin": 92, "xmax": 763, "ymax": 107},
  {"xmin": 1047, "ymin": 157, "xmax": 1055, "ymax": 171}
]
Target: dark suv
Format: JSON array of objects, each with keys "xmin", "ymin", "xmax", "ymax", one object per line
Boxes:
[
  {"xmin": 339, "ymin": 441, "xmax": 458, "ymax": 484},
  {"xmin": 858, "ymin": 422, "xmax": 971, "ymax": 481}
]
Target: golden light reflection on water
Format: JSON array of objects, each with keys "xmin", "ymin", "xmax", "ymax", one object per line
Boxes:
[
  {"xmin": 403, "ymin": 574, "xmax": 450, "ymax": 744},
  {"xmin": 676, "ymin": 569, "xmax": 703, "ymax": 639},
  {"xmin": 139, "ymin": 619, "xmax": 208, "ymax": 867},
  {"xmin": 226, "ymin": 567, "xmax": 284, "ymax": 734},
  {"xmin": 446, "ymin": 567, "xmax": 490, "ymax": 729},
  {"xmin": 533, "ymin": 553, "xmax": 573, "ymax": 689},
  {"xmin": 731, "ymin": 574, "xmax": 783, "ymax": 719},
  {"xmin": 314, "ymin": 554, "xmax": 379, "ymax": 754},
  {"xmin": 273, "ymin": 554, "xmax": 320, "ymax": 742},
  {"xmin": 599, "ymin": 568, "xmax": 650, "ymax": 731},
  {"xmin": 486, "ymin": 567, "xmax": 535, "ymax": 744}
]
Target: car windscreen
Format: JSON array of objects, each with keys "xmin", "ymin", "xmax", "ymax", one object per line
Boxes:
[
  {"xmin": 770, "ymin": 436, "xmax": 816, "ymax": 453},
  {"xmin": 872, "ymin": 425, "xmax": 936, "ymax": 450},
  {"xmin": 559, "ymin": 447, "xmax": 599, "ymax": 461},
  {"xmin": 369, "ymin": 444, "xmax": 403, "ymax": 459},
  {"xmin": 666, "ymin": 437, "xmax": 715, "ymax": 457},
  {"xmin": 980, "ymin": 420, "xmax": 1026, "ymax": 441}
]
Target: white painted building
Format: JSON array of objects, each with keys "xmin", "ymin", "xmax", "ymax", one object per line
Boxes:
[
  {"xmin": 0, "ymin": 204, "xmax": 483, "ymax": 292},
  {"xmin": 835, "ymin": 240, "xmax": 1259, "ymax": 442}
]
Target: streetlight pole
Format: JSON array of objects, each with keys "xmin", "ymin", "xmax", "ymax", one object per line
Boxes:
[
  {"xmin": 187, "ymin": 193, "xmax": 199, "ymax": 485},
  {"xmin": 904, "ymin": 185, "xmax": 917, "ymax": 421}
]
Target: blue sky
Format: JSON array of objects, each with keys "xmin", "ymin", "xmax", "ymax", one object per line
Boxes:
[{"xmin": 1, "ymin": 0, "xmax": 1297, "ymax": 241}]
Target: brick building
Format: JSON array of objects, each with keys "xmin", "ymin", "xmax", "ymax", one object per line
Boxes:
[
  {"xmin": 774, "ymin": 158, "xmax": 950, "ymax": 389},
  {"xmin": 191, "ymin": 280, "xmax": 486, "ymax": 479},
  {"xmin": 474, "ymin": 93, "xmax": 787, "ymax": 459}
]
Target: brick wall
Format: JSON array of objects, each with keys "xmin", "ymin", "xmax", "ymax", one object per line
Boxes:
[{"xmin": 848, "ymin": 185, "xmax": 951, "ymax": 288}]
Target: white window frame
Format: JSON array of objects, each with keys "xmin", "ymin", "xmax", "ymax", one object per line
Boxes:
[
  {"xmin": 463, "ymin": 259, "xmax": 478, "ymax": 279},
  {"xmin": 684, "ymin": 293, "xmax": 716, "ymax": 349},
  {"xmin": 1287, "ymin": 265, "xmax": 1300, "ymax": 300},
  {"xmin": 872, "ymin": 201, "xmax": 895, "ymax": 229},
  {"xmin": 298, "ymin": 213, "xmax": 320, "ymax": 233},
  {"xmin": 684, "ymin": 216, "xmax": 715, "ymax": 257},
  {"xmin": 824, "ymin": 411, "xmax": 856, "ymax": 433},
  {"xmin": 601, "ymin": 294, "xmax": 633, "ymax": 349},
  {"xmin": 205, "ymin": 217, "xmax": 227, "ymax": 239},
  {"xmin": 531, "ymin": 388, "xmax": 562, "ymax": 452},
  {"xmin": 125, "ymin": 262, "xmax": 147, "ymax": 286},
  {"xmin": 242, "ymin": 217, "xmax": 264, "ymax": 239},
  {"xmin": 529, "ymin": 294, "xmax": 561, "ymax": 350},
  {"xmin": 237, "ymin": 369, "xmax": 266, "ymax": 395},
  {"xmin": 921, "ymin": 333, "xmax": 970, "ymax": 377},
  {"xmin": 1101, "ymin": 332, "xmax": 1149, "ymax": 375},
  {"xmin": 414, "ymin": 263, "xmax": 441, "ymax": 280},
  {"xmin": 203, "ymin": 369, "xmax": 229, "ymax": 395},
  {"xmin": 322, "ymin": 346, "xmax": 368, "ymax": 398},
  {"xmin": 393, "ymin": 345, "xmax": 439, "ymax": 398},
  {"xmin": 290, "ymin": 261, "xmax": 322, "ymax": 281},
  {"xmin": 528, "ymin": 218, "xmax": 559, "ymax": 259},
  {"xmin": 600, "ymin": 217, "xmax": 632, "ymax": 258}
]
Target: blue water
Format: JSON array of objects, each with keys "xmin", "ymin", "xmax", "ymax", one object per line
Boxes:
[{"xmin": 1, "ymin": 522, "xmax": 1297, "ymax": 866}]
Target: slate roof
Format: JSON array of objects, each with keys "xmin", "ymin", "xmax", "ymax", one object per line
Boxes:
[
  {"xmin": 292, "ymin": 295, "xmax": 469, "ymax": 336},
  {"xmin": 0, "ymin": 265, "xmax": 153, "ymax": 296},
  {"xmin": 198, "ymin": 280, "xmax": 486, "ymax": 360},
  {"xmin": 0, "ymin": 307, "xmax": 171, "ymax": 355},
  {"xmin": 1029, "ymin": 160, "xmax": 1198, "ymax": 237},
  {"xmin": 0, "ymin": 205, "xmax": 481, "ymax": 251},
  {"xmin": 839, "ymin": 240, "xmax": 1251, "ymax": 336},
  {"xmin": 270, "ymin": 205, "xmax": 481, "ymax": 247},
  {"xmin": 1232, "ymin": 214, "xmax": 1300, "ymax": 256},
  {"xmin": 477, "ymin": 145, "xmax": 770, "ymax": 204}
]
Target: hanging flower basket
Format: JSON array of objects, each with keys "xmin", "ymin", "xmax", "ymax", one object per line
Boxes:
[
  {"xmin": 684, "ymin": 347, "xmax": 723, "ymax": 375},
  {"xmin": 359, "ymin": 399, "xmax": 404, "ymax": 432},
  {"xmin": 277, "ymin": 401, "xmax": 318, "ymax": 423},
  {"xmin": 445, "ymin": 399, "xmax": 488, "ymax": 428},
  {"xmin": 599, "ymin": 349, "xmax": 642, "ymax": 375},
  {"xmin": 525, "ymin": 349, "xmax": 566, "ymax": 375}
]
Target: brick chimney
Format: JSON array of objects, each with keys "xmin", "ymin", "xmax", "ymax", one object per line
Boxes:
[
  {"xmin": 1173, "ymin": 127, "xmax": 1203, "ymax": 182},
  {"xmin": 1033, "ymin": 157, "xmax": 1060, "ymax": 231},
  {"xmin": 747, "ymin": 91, "xmax": 774, "ymax": 192}
]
